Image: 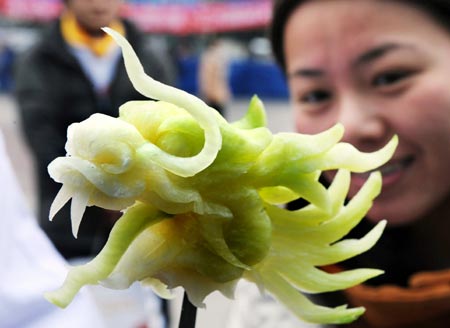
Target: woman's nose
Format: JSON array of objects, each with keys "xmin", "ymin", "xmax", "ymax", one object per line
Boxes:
[{"xmin": 337, "ymin": 96, "xmax": 390, "ymax": 151}]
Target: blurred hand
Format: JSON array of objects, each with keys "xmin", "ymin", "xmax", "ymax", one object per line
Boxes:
[{"xmin": 344, "ymin": 269, "xmax": 450, "ymax": 327}]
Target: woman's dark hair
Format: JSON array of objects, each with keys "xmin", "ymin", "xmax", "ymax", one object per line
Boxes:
[{"xmin": 270, "ymin": 0, "xmax": 450, "ymax": 71}]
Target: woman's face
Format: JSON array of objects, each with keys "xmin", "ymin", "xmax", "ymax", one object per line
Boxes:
[{"xmin": 284, "ymin": 0, "xmax": 450, "ymax": 225}]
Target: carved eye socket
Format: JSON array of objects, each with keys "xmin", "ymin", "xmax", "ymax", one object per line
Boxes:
[{"xmin": 95, "ymin": 143, "xmax": 133, "ymax": 174}]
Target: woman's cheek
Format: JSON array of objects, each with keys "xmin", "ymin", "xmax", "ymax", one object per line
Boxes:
[
  {"xmin": 396, "ymin": 78, "xmax": 450, "ymax": 137},
  {"xmin": 294, "ymin": 108, "xmax": 335, "ymax": 135}
]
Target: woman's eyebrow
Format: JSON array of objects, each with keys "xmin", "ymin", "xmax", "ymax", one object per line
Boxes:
[
  {"xmin": 288, "ymin": 68, "xmax": 324, "ymax": 79},
  {"xmin": 353, "ymin": 43, "xmax": 416, "ymax": 67},
  {"xmin": 288, "ymin": 43, "xmax": 417, "ymax": 79}
]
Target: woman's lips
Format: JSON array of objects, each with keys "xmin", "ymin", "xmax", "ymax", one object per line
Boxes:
[{"xmin": 350, "ymin": 155, "xmax": 415, "ymax": 189}]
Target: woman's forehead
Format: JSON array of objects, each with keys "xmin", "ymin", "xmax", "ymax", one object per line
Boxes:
[{"xmin": 283, "ymin": 0, "xmax": 440, "ymax": 71}]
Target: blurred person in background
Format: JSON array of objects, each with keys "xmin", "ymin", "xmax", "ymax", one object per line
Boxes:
[
  {"xmin": 228, "ymin": 0, "xmax": 450, "ymax": 327},
  {"xmin": 198, "ymin": 37, "xmax": 231, "ymax": 116},
  {"xmin": 0, "ymin": 40, "xmax": 15, "ymax": 93},
  {"xmin": 0, "ymin": 129, "xmax": 106, "ymax": 328},
  {"xmin": 14, "ymin": 0, "xmax": 173, "ymax": 261},
  {"xmin": 14, "ymin": 1, "xmax": 173, "ymax": 327}
]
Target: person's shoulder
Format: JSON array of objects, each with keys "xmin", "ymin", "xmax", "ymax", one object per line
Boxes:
[
  {"xmin": 121, "ymin": 19, "xmax": 175, "ymax": 84},
  {"xmin": 14, "ymin": 19, "xmax": 68, "ymax": 82},
  {"xmin": 20, "ymin": 20, "xmax": 63, "ymax": 60},
  {"xmin": 122, "ymin": 21, "xmax": 156, "ymax": 55},
  {"xmin": 122, "ymin": 19, "xmax": 145, "ymax": 46},
  {"xmin": 122, "ymin": 19, "xmax": 158, "ymax": 57}
]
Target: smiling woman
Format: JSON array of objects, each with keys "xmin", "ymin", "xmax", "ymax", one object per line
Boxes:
[
  {"xmin": 233, "ymin": 0, "xmax": 450, "ymax": 327},
  {"xmin": 280, "ymin": 0, "xmax": 450, "ymax": 228}
]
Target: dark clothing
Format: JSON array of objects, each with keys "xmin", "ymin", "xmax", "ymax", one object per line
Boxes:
[
  {"xmin": 289, "ymin": 195, "xmax": 450, "ymax": 327},
  {"xmin": 205, "ymin": 99, "xmax": 225, "ymax": 116},
  {"xmin": 15, "ymin": 19, "xmax": 172, "ymax": 259},
  {"xmin": 327, "ymin": 220, "xmax": 450, "ymax": 328}
]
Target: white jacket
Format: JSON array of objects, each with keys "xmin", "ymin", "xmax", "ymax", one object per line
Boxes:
[{"xmin": 0, "ymin": 131, "xmax": 106, "ymax": 328}]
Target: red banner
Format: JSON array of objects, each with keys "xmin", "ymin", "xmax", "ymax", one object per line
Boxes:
[
  {"xmin": 122, "ymin": 2, "xmax": 272, "ymax": 34},
  {"xmin": 0, "ymin": 0, "xmax": 272, "ymax": 34},
  {"xmin": 0, "ymin": 0, "xmax": 62, "ymax": 21}
]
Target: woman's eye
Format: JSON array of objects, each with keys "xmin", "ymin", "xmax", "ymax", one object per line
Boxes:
[
  {"xmin": 300, "ymin": 90, "xmax": 331, "ymax": 104},
  {"xmin": 372, "ymin": 70, "xmax": 412, "ymax": 87}
]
